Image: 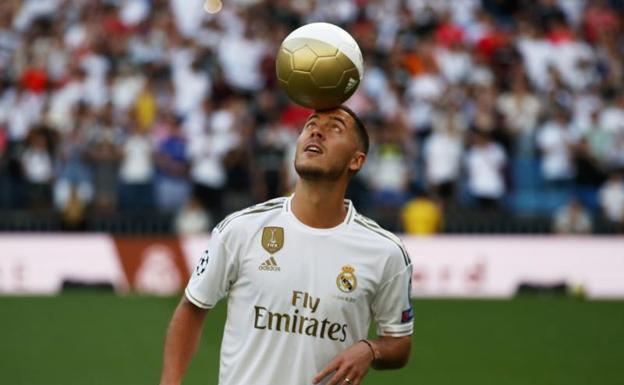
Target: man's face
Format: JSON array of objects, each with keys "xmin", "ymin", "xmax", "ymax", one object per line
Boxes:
[{"xmin": 294, "ymin": 108, "xmax": 366, "ymax": 181}]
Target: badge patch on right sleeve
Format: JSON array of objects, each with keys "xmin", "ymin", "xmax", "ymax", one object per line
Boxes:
[
  {"xmin": 401, "ymin": 307, "xmax": 414, "ymax": 323},
  {"xmin": 196, "ymin": 250, "xmax": 209, "ymax": 276}
]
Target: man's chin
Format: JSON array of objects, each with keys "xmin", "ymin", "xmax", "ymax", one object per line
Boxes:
[
  {"xmin": 294, "ymin": 164, "xmax": 327, "ymax": 180},
  {"xmin": 295, "ymin": 163, "xmax": 346, "ymax": 182}
]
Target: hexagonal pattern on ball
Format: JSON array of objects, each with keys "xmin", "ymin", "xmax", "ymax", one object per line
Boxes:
[
  {"xmin": 291, "ymin": 45, "xmax": 317, "ymax": 72},
  {"xmin": 276, "ymin": 48, "xmax": 294, "ymax": 82},
  {"xmin": 276, "ymin": 30, "xmax": 363, "ymax": 109},
  {"xmin": 281, "ymin": 71, "xmax": 319, "ymax": 107},
  {"xmin": 311, "ymin": 52, "xmax": 354, "ymax": 87},
  {"xmin": 305, "ymin": 39, "xmax": 338, "ymax": 57},
  {"xmin": 336, "ymin": 51, "xmax": 356, "ymax": 71}
]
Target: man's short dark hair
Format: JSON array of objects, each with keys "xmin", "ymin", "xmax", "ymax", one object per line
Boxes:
[{"xmin": 318, "ymin": 105, "xmax": 369, "ymax": 154}]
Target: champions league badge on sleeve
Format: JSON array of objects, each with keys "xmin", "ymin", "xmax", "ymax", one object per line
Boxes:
[
  {"xmin": 196, "ymin": 250, "xmax": 209, "ymax": 276},
  {"xmin": 336, "ymin": 265, "xmax": 357, "ymax": 293}
]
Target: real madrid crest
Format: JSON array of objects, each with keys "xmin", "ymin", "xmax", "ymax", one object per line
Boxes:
[
  {"xmin": 261, "ymin": 227, "xmax": 284, "ymax": 254},
  {"xmin": 336, "ymin": 265, "xmax": 357, "ymax": 293}
]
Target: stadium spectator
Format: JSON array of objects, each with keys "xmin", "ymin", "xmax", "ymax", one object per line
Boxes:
[
  {"xmin": 609, "ymin": 133, "xmax": 624, "ymax": 170},
  {"xmin": 188, "ymin": 97, "xmax": 243, "ymax": 220},
  {"xmin": 572, "ymin": 136, "xmax": 606, "ymax": 210},
  {"xmin": 20, "ymin": 129, "xmax": 54, "ymax": 210},
  {"xmin": 47, "ymin": 68, "xmax": 89, "ymax": 134},
  {"xmin": 465, "ymin": 131, "xmax": 506, "ymax": 209},
  {"xmin": 134, "ymin": 80, "xmax": 158, "ymax": 131},
  {"xmin": 536, "ymin": 108, "xmax": 576, "ymax": 185},
  {"xmin": 174, "ymin": 196, "xmax": 211, "ymax": 235},
  {"xmin": 401, "ymin": 191, "xmax": 442, "ymax": 235},
  {"xmin": 172, "ymin": 58, "xmax": 211, "ymax": 118},
  {"xmin": 583, "ymin": 0, "xmax": 620, "ymax": 43},
  {"xmin": 85, "ymin": 106, "xmax": 122, "ymax": 212},
  {"xmin": 517, "ymin": 21, "xmax": 552, "ymax": 92},
  {"xmin": 364, "ymin": 123, "xmax": 412, "ymax": 230},
  {"xmin": 217, "ymin": 20, "xmax": 269, "ymax": 93},
  {"xmin": 599, "ymin": 93, "xmax": 624, "ymax": 140},
  {"xmin": 170, "ymin": 0, "xmax": 205, "ymax": 38},
  {"xmin": 424, "ymin": 106, "xmax": 464, "ymax": 201},
  {"xmin": 119, "ymin": 119, "xmax": 154, "ymax": 211},
  {"xmin": 53, "ymin": 124, "xmax": 93, "ymax": 213},
  {"xmin": 598, "ymin": 171, "xmax": 624, "ymax": 225},
  {"xmin": 60, "ymin": 184, "xmax": 88, "ymax": 231},
  {"xmin": 1, "ymin": 85, "xmax": 45, "ymax": 142},
  {"xmin": 154, "ymin": 115, "xmax": 189, "ymax": 213},
  {"xmin": 580, "ymin": 108, "xmax": 614, "ymax": 166},
  {"xmin": 469, "ymin": 84, "xmax": 512, "ymax": 152},
  {"xmin": 111, "ymin": 64, "xmax": 146, "ymax": 114},
  {"xmin": 496, "ymin": 75, "xmax": 540, "ymax": 152},
  {"xmin": 0, "ymin": 125, "xmax": 8, "ymax": 207},
  {"xmin": 254, "ymin": 124, "xmax": 292, "ymax": 201},
  {"xmin": 404, "ymin": 37, "xmax": 445, "ymax": 137},
  {"xmin": 434, "ymin": 25, "xmax": 472, "ymax": 84},
  {"xmin": 222, "ymin": 143, "xmax": 255, "ymax": 213},
  {"xmin": 553, "ymin": 199, "xmax": 593, "ymax": 234}
]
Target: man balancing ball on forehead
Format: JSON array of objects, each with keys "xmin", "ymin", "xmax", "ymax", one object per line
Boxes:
[
  {"xmin": 160, "ymin": 22, "xmax": 413, "ymax": 385},
  {"xmin": 159, "ymin": 106, "xmax": 413, "ymax": 385}
]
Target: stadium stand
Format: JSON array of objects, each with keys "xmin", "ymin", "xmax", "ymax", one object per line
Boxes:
[{"xmin": 0, "ymin": 0, "xmax": 623, "ymax": 234}]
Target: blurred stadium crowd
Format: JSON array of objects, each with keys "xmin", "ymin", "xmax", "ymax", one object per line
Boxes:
[{"xmin": 0, "ymin": 0, "xmax": 623, "ymax": 234}]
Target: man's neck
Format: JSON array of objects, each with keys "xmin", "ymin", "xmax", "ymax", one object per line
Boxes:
[{"xmin": 291, "ymin": 179, "xmax": 348, "ymax": 229}]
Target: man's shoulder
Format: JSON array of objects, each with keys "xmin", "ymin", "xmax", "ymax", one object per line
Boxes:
[
  {"xmin": 351, "ymin": 212, "xmax": 400, "ymax": 242},
  {"xmin": 215, "ymin": 197, "xmax": 288, "ymax": 234},
  {"xmin": 351, "ymin": 212, "xmax": 410, "ymax": 265}
]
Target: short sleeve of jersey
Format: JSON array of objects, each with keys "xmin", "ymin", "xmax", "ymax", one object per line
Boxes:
[
  {"xmin": 185, "ymin": 228, "xmax": 238, "ymax": 309},
  {"xmin": 371, "ymin": 248, "xmax": 413, "ymax": 337}
]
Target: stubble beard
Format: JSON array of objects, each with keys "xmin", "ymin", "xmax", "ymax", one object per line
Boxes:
[{"xmin": 294, "ymin": 158, "xmax": 344, "ymax": 182}]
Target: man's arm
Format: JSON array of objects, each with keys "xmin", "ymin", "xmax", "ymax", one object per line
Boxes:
[
  {"xmin": 159, "ymin": 296, "xmax": 208, "ymax": 385},
  {"xmin": 313, "ymin": 335, "xmax": 411, "ymax": 385},
  {"xmin": 366, "ymin": 335, "xmax": 412, "ymax": 369}
]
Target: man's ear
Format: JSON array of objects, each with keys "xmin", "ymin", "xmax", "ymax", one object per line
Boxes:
[{"xmin": 348, "ymin": 152, "xmax": 367, "ymax": 173}]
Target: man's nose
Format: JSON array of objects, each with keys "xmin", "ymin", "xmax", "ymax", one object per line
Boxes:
[{"xmin": 309, "ymin": 124, "xmax": 324, "ymax": 139}]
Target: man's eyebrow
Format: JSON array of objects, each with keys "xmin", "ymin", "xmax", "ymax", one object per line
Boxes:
[
  {"xmin": 330, "ymin": 116, "xmax": 346, "ymax": 126},
  {"xmin": 306, "ymin": 114, "xmax": 320, "ymax": 122}
]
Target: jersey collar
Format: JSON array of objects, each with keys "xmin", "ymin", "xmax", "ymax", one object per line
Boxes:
[{"xmin": 284, "ymin": 195, "xmax": 355, "ymax": 235}]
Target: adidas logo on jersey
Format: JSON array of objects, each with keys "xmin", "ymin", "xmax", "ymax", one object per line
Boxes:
[{"xmin": 259, "ymin": 257, "xmax": 281, "ymax": 272}]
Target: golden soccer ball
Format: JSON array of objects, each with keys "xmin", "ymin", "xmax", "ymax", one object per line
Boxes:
[{"xmin": 276, "ymin": 22, "xmax": 364, "ymax": 110}]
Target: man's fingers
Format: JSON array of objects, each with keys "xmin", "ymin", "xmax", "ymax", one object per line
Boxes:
[
  {"xmin": 345, "ymin": 371, "xmax": 365, "ymax": 385},
  {"xmin": 331, "ymin": 372, "xmax": 361, "ymax": 385},
  {"xmin": 314, "ymin": 340, "xmax": 373, "ymax": 385},
  {"xmin": 351, "ymin": 373, "xmax": 363, "ymax": 385},
  {"xmin": 324, "ymin": 367, "xmax": 350, "ymax": 385},
  {"xmin": 313, "ymin": 359, "xmax": 340, "ymax": 384}
]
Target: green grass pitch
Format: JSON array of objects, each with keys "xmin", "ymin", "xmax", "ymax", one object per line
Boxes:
[{"xmin": 1, "ymin": 293, "xmax": 622, "ymax": 385}]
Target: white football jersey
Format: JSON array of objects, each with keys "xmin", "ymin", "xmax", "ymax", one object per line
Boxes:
[{"xmin": 186, "ymin": 196, "xmax": 413, "ymax": 385}]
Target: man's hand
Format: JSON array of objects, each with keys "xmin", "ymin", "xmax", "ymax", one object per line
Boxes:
[
  {"xmin": 313, "ymin": 335, "xmax": 412, "ymax": 385},
  {"xmin": 312, "ymin": 341, "xmax": 374, "ymax": 385}
]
